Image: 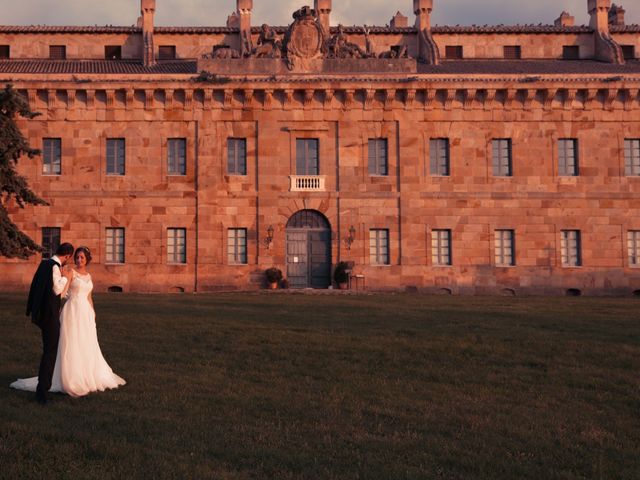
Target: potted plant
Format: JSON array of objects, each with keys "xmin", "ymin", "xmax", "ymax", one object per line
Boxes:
[
  {"xmin": 265, "ymin": 267, "xmax": 283, "ymax": 289},
  {"xmin": 333, "ymin": 261, "xmax": 350, "ymax": 290}
]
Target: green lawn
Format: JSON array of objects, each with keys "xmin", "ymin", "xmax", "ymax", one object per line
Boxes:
[{"xmin": 1, "ymin": 292, "xmax": 639, "ymax": 479}]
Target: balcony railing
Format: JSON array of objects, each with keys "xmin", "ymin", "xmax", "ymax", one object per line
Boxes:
[{"xmin": 289, "ymin": 175, "xmax": 326, "ymax": 192}]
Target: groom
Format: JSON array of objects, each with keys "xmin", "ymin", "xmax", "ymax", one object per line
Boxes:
[{"xmin": 26, "ymin": 243, "xmax": 74, "ymax": 404}]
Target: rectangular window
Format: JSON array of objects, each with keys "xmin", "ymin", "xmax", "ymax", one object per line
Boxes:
[
  {"xmin": 106, "ymin": 138, "xmax": 125, "ymax": 175},
  {"xmin": 628, "ymin": 231, "xmax": 640, "ymax": 267},
  {"xmin": 558, "ymin": 139, "xmax": 579, "ymax": 176},
  {"xmin": 49, "ymin": 45, "xmax": 66, "ymax": 60},
  {"xmin": 42, "ymin": 138, "xmax": 61, "ymax": 175},
  {"xmin": 495, "ymin": 230, "xmax": 515, "ymax": 266},
  {"xmin": 621, "ymin": 45, "xmax": 636, "ymax": 61},
  {"xmin": 562, "ymin": 46, "xmax": 580, "ymax": 60},
  {"xmin": 492, "ymin": 139, "xmax": 512, "ymax": 177},
  {"xmin": 0, "ymin": 45, "xmax": 9, "ymax": 59},
  {"xmin": 167, "ymin": 228, "xmax": 186, "ymax": 264},
  {"xmin": 227, "ymin": 228, "xmax": 247, "ymax": 264},
  {"xmin": 158, "ymin": 45, "xmax": 176, "ymax": 60},
  {"xmin": 106, "ymin": 228, "xmax": 125, "ymax": 264},
  {"xmin": 227, "ymin": 138, "xmax": 247, "ymax": 175},
  {"xmin": 432, "ymin": 229, "xmax": 452, "ymax": 266},
  {"xmin": 445, "ymin": 45, "xmax": 463, "ymax": 59},
  {"xmin": 561, "ymin": 230, "xmax": 582, "ymax": 267},
  {"xmin": 167, "ymin": 138, "xmax": 186, "ymax": 175},
  {"xmin": 296, "ymin": 139, "xmax": 319, "ymax": 175},
  {"xmin": 104, "ymin": 45, "xmax": 122, "ymax": 60},
  {"xmin": 369, "ymin": 229, "xmax": 390, "ymax": 265},
  {"xmin": 430, "ymin": 138, "xmax": 450, "ymax": 176},
  {"xmin": 368, "ymin": 138, "xmax": 388, "ymax": 176},
  {"xmin": 41, "ymin": 227, "xmax": 61, "ymax": 259},
  {"xmin": 624, "ymin": 139, "xmax": 640, "ymax": 176},
  {"xmin": 503, "ymin": 45, "xmax": 521, "ymax": 59}
]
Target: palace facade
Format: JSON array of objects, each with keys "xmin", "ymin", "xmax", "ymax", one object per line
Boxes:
[{"xmin": 1, "ymin": 0, "xmax": 640, "ymax": 294}]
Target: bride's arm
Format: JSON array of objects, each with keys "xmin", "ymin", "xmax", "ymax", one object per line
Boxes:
[{"xmin": 88, "ymin": 290, "xmax": 94, "ymax": 310}]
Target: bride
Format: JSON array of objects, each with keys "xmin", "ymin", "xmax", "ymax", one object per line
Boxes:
[{"xmin": 11, "ymin": 246, "xmax": 126, "ymax": 397}]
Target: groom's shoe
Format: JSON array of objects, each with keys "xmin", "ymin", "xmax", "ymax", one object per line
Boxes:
[{"xmin": 35, "ymin": 391, "xmax": 51, "ymax": 405}]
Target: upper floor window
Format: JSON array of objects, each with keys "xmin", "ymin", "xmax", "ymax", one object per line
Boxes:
[
  {"xmin": 227, "ymin": 228, "xmax": 247, "ymax": 265},
  {"xmin": 621, "ymin": 45, "xmax": 636, "ymax": 61},
  {"xmin": 445, "ymin": 46, "xmax": 463, "ymax": 59},
  {"xmin": 158, "ymin": 46, "xmax": 176, "ymax": 60},
  {"xmin": 624, "ymin": 139, "xmax": 640, "ymax": 176},
  {"xmin": 430, "ymin": 138, "xmax": 450, "ymax": 176},
  {"xmin": 167, "ymin": 138, "xmax": 186, "ymax": 176},
  {"xmin": 432, "ymin": 229, "xmax": 452, "ymax": 266},
  {"xmin": 0, "ymin": 45, "xmax": 9, "ymax": 59},
  {"xmin": 227, "ymin": 138, "xmax": 247, "ymax": 175},
  {"xmin": 495, "ymin": 230, "xmax": 515, "ymax": 266},
  {"xmin": 41, "ymin": 227, "xmax": 61, "ymax": 259},
  {"xmin": 49, "ymin": 45, "xmax": 66, "ymax": 60},
  {"xmin": 106, "ymin": 228, "xmax": 125, "ymax": 264},
  {"xmin": 558, "ymin": 139, "xmax": 579, "ymax": 177},
  {"xmin": 42, "ymin": 138, "xmax": 61, "ymax": 175},
  {"xmin": 492, "ymin": 139, "xmax": 512, "ymax": 177},
  {"xmin": 503, "ymin": 45, "xmax": 521, "ymax": 59},
  {"xmin": 369, "ymin": 229, "xmax": 390, "ymax": 265},
  {"xmin": 106, "ymin": 138, "xmax": 125, "ymax": 176},
  {"xmin": 105, "ymin": 46, "xmax": 122, "ymax": 60},
  {"xmin": 561, "ymin": 230, "xmax": 582, "ymax": 267},
  {"xmin": 368, "ymin": 138, "xmax": 388, "ymax": 176},
  {"xmin": 628, "ymin": 231, "xmax": 640, "ymax": 267},
  {"xmin": 296, "ymin": 139, "xmax": 319, "ymax": 175},
  {"xmin": 167, "ymin": 228, "xmax": 186, "ymax": 264},
  {"xmin": 562, "ymin": 46, "xmax": 580, "ymax": 60}
]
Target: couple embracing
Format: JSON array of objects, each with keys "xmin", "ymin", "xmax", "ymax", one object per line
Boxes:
[{"xmin": 11, "ymin": 243, "xmax": 125, "ymax": 404}]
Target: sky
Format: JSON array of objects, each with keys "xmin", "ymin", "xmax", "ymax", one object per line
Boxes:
[{"xmin": 0, "ymin": 0, "xmax": 638, "ymax": 28}]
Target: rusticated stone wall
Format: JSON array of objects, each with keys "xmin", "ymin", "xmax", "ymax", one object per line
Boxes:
[{"xmin": 2, "ymin": 78, "xmax": 639, "ymax": 295}]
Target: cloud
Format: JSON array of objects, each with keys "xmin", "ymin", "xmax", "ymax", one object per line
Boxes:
[{"xmin": 0, "ymin": 0, "xmax": 637, "ymax": 27}]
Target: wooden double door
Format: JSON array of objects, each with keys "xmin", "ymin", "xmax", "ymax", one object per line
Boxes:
[{"xmin": 286, "ymin": 211, "xmax": 332, "ymax": 289}]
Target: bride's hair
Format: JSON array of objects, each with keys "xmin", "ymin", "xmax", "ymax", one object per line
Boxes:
[{"xmin": 74, "ymin": 246, "xmax": 92, "ymax": 265}]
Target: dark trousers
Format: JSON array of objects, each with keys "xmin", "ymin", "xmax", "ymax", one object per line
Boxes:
[{"xmin": 36, "ymin": 315, "xmax": 60, "ymax": 397}]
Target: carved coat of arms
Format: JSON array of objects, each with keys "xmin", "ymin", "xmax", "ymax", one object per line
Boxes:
[{"xmin": 284, "ymin": 6, "xmax": 326, "ymax": 69}]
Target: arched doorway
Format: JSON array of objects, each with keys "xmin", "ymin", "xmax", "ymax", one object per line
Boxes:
[{"xmin": 286, "ymin": 210, "xmax": 332, "ymax": 288}]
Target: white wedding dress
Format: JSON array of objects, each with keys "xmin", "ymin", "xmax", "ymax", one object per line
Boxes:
[{"xmin": 11, "ymin": 271, "xmax": 126, "ymax": 397}]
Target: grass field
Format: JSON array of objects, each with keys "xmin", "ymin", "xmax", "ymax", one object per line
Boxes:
[{"xmin": 1, "ymin": 292, "xmax": 639, "ymax": 479}]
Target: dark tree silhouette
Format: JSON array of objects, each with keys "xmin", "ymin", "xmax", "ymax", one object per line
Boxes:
[{"xmin": 0, "ymin": 84, "xmax": 48, "ymax": 258}]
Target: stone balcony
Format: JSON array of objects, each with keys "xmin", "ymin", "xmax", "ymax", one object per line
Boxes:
[{"xmin": 289, "ymin": 175, "xmax": 326, "ymax": 192}]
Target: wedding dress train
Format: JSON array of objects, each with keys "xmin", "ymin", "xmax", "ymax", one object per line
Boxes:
[{"xmin": 11, "ymin": 271, "xmax": 126, "ymax": 397}]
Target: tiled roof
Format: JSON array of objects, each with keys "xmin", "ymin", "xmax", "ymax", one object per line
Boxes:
[
  {"xmin": 5, "ymin": 24, "xmax": 640, "ymax": 35},
  {"xmin": 0, "ymin": 59, "xmax": 197, "ymax": 74},
  {"xmin": 431, "ymin": 25, "xmax": 592, "ymax": 34},
  {"xmin": 419, "ymin": 60, "xmax": 640, "ymax": 75}
]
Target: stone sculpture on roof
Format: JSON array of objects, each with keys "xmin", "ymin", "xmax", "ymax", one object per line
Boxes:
[
  {"xmin": 284, "ymin": 6, "xmax": 327, "ymax": 69},
  {"xmin": 253, "ymin": 24, "xmax": 283, "ymax": 58}
]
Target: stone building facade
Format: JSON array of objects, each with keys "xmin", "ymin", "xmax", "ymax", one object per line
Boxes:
[{"xmin": 1, "ymin": 0, "xmax": 639, "ymax": 295}]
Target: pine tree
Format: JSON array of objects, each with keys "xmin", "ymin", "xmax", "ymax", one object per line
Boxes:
[{"xmin": 0, "ymin": 84, "xmax": 48, "ymax": 259}]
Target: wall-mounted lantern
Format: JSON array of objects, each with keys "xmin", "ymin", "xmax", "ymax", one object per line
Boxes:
[
  {"xmin": 266, "ymin": 225, "xmax": 274, "ymax": 249},
  {"xmin": 346, "ymin": 225, "xmax": 356, "ymax": 250}
]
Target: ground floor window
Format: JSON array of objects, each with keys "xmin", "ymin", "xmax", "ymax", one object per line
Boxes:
[
  {"xmin": 41, "ymin": 227, "xmax": 61, "ymax": 259},
  {"xmin": 167, "ymin": 228, "xmax": 186, "ymax": 264},
  {"xmin": 106, "ymin": 228, "xmax": 125, "ymax": 264},
  {"xmin": 628, "ymin": 231, "xmax": 640, "ymax": 266},
  {"xmin": 495, "ymin": 229, "xmax": 515, "ymax": 266},
  {"xmin": 228, "ymin": 228, "xmax": 247, "ymax": 264},
  {"xmin": 369, "ymin": 229, "xmax": 389, "ymax": 265},
  {"xmin": 432, "ymin": 229, "xmax": 452, "ymax": 266},
  {"xmin": 561, "ymin": 230, "xmax": 581, "ymax": 267}
]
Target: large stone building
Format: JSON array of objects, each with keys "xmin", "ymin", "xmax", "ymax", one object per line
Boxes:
[{"xmin": 1, "ymin": 0, "xmax": 639, "ymax": 294}]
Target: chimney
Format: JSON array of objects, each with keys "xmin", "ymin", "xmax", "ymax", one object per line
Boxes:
[
  {"xmin": 588, "ymin": 0, "xmax": 611, "ymax": 32},
  {"xmin": 141, "ymin": 0, "xmax": 156, "ymax": 66},
  {"xmin": 609, "ymin": 4, "xmax": 626, "ymax": 26},
  {"xmin": 554, "ymin": 11, "xmax": 575, "ymax": 27},
  {"xmin": 414, "ymin": 0, "xmax": 433, "ymax": 31},
  {"xmin": 237, "ymin": 0, "xmax": 253, "ymax": 56},
  {"xmin": 314, "ymin": 0, "xmax": 332, "ymax": 34},
  {"xmin": 390, "ymin": 11, "xmax": 409, "ymax": 28}
]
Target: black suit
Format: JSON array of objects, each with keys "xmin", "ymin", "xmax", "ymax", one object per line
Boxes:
[{"xmin": 26, "ymin": 258, "xmax": 63, "ymax": 398}]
